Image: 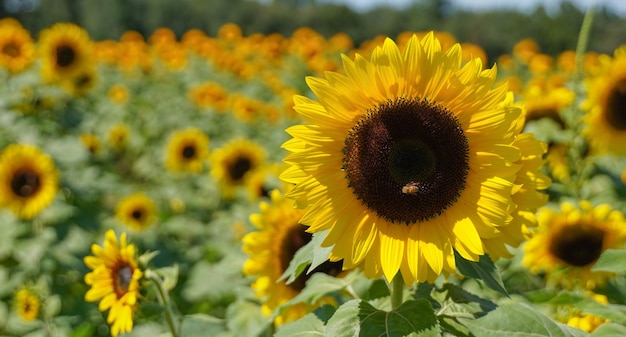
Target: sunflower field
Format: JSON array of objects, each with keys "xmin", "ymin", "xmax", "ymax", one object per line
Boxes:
[{"xmin": 2, "ymin": 6, "xmax": 626, "ymax": 337}]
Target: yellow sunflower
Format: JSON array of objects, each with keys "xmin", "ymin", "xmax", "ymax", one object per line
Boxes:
[
  {"xmin": 582, "ymin": 45, "xmax": 626, "ymax": 154},
  {"xmin": 106, "ymin": 123, "xmax": 131, "ymax": 152},
  {"xmin": 84, "ymin": 229, "xmax": 143, "ymax": 337},
  {"xmin": 0, "ymin": 18, "xmax": 35, "ymax": 73},
  {"xmin": 14, "ymin": 287, "xmax": 40, "ymax": 321},
  {"xmin": 188, "ymin": 81, "xmax": 229, "ymax": 112},
  {"xmin": 164, "ymin": 128, "xmax": 210, "ymax": 173},
  {"xmin": 108, "ymin": 84, "xmax": 130, "ymax": 105},
  {"xmin": 281, "ymin": 33, "xmax": 550, "ymax": 285},
  {"xmin": 38, "ymin": 22, "xmax": 93, "ymax": 83},
  {"xmin": 522, "ymin": 201, "xmax": 626, "ymax": 289},
  {"xmin": 242, "ymin": 189, "xmax": 343, "ymax": 325},
  {"xmin": 115, "ymin": 193, "xmax": 158, "ymax": 231},
  {"xmin": 0, "ymin": 144, "xmax": 59, "ymax": 219},
  {"xmin": 210, "ymin": 138, "xmax": 265, "ymax": 199},
  {"xmin": 564, "ymin": 292, "xmax": 609, "ymax": 333}
]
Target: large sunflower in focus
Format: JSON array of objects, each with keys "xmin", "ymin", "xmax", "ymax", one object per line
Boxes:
[
  {"xmin": 164, "ymin": 128, "xmax": 210, "ymax": 173},
  {"xmin": 522, "ymin": 201, "xmax": 626, "ymax": 289},
  {"xmin": 242, "ymin": 190, "xmax": 343, "ymax": 325},
  {"xmin": 38, "ymin": 22, "xmax": 93, "ymax": 83},
  {"xmin": 0, "ymin": 144, "xmax": 59, "ymax": 219},
  {"xmin": 84, "ymin": 229, "xmax": 143, "ymax": 337},
  {"xmin": 210, "ymin": 138, "xmax": 265, "ymax": 199},
  {"xmin": 0, "ymin": 18, "xmax": 35, "ymax": 73},
  {"xmin": 281, "ymin": 33, "xmax": 550, "ymax": 284},
  {"xmin": 582, "ymin": 45, "xmax": 626, "ymax": 154}
]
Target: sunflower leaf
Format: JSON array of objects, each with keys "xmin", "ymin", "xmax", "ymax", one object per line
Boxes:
[
  {"xmin": 590, "ymin": 322, "xmax": 626, "ymax": 336},
  {"xmin": 460, "ymin": 303, "xmax": 589, "ymax": 337},
  {"xmin": 275, "ymin": 312, "xmax": 326, "ymax": 337},
  {"xmin": 278, "ymin": 235, "xmax": 313, "ymax": 284},
  {"xmin": 454, "ymin": 251, "xmax": 508, "ymax": 296},
  {"xmin": 325, "ymin": 299, "xmax": 440, "ymax": 337},
  {"xmin": 591, "ymin": 249, "xmax": 626, "ymax": 273}
]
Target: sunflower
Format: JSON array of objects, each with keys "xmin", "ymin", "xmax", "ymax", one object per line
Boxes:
[
  {"xmin": 84, "ymin": 229, "xmax": 143, "ymax": 337},
  {"xmin": 280, "ymin": 33, "xmax": 550, "ymax": 285},
  {"xmin": 0, "ymin": 144, "xmax": 59, "ymax": 219},
  {"xmin": 210, "ymin": 138, "xmax": 265, "ymax": 199},
  {"xmin": 38, "ymin": 22, "xmax": 93, "ymax": 83},
  {"xmin": 14, "ymin": 288, "xmax": 40, "ymax": 321},
  {"xmin": 582, "ymin": 45, "xmax": 626, "ymax": 155},
  {"xmin": 106, "ymin": 123, "xmax": 131, "ymax": 152},
  {"xmin": 242, "ymin": 189, "xmax": 343, "ymax": 325},
  {"xmin": 164, "ymin": 128, "xmax": 210, "ymax": 173},
  {"xmin": 115, "ymin": 193, "xmax": 158, "ymax": 231},
  {"xmin": 108, "ymin": 84, "xmax": 130, "ymax": 105},
  {"xmin": 188, "ymin": 81, "xmax": 229, "ymax": 112},
  {"xmin": 0, "ymin": 18, "xmax": 35, "ymax": 73},
  {"xmin": 522, "ymin": 201, "xmax": 626, "ymax": 289},
  {"xmin": 564, "ymin": 292, "xmax": 609, "ymax": 333}
]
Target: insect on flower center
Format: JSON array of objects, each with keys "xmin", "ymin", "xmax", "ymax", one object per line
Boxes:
[
  {"xmin": 11, "ymin": 169, "xmax": 41, "ymax": 197},
  {"xmin": 228, "ymin": 156, "xmax": 252, "ymax": 182},
  {"xmin": 182, "ymin": 145, "xmax": 196, "ymax": 159},
  {"xmin": 55, "ymin": 44, "xmax": 76, "ymax": 68},
  {"xmin": 549, "ymin": 225, "xmax": 605, "ymax": 267},
  {"xmin": 343, "ymin": 97, "xmax": 470, "ymax": 224},
  {"xmin": 606, "ymin": 78, "xmax": 626, "ymax": 130},
  {"xmin": 113, "ymin": 263, "xmax": 134, "ymax": 297}
]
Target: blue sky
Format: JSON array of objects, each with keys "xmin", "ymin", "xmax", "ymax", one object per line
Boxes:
[{"xmin": 327, "ymin": 0, "xmax": 626, "ymax": 15}]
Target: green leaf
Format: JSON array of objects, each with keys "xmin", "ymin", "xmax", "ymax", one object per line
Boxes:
[
  {"xmin": 314, "ymin": 304, "xmax": 337, "ymax": 324},
  {"xmin": 461, "ymin": 303, "xmax": 589, "ymax": 337},
  {"xmin": 279, "ymin": 230, "xmax": 333, "ymax": 285},
  {"xmin": 436, "ymin": 283, "xmax": 497, "ymax": 317},
  {"xmin": 455, "ymin": 251, "xmax": 508, "ymax": 296},
  {"xmin": 280, "ymin": 273, "xmax": 354, "ymax": 309},
  {"xmin": 590, "ymin": 322, "xmax": 626, "ymax": 336},
  {"xmin": 225, "ymin": 299, "xmax": 269, "ymax": 337},
  {"xmin": 69, "ymin": 323, "xmax": 95, "ymax": 337},
  {"xmin": 275, "ymin": 312, "xmax": 326, "ymax": 337},
  {"xmin": 325, "ymin": 299, "xmax": 441, "ymax": 337},
  {"xmin": 138, "ymin": 250, "xmax": 160, "ymax": 266},
  {"xmin": 591, "ymin": 249, "xmax": 626, "ymax": 273},
  {"xmin": 155, "ymin": 264, "xmax": 179, "ymax": 292},
  {"xmin": 180, "ymin": 314, "xmax": 226, "ymax": 337}
]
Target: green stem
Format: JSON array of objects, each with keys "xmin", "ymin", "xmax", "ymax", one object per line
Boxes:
[
  {"xmin": 574, "ymin": 6, "xmax": 595, "ymax": 84},
  {"xmin": 146, "ymin": 270, "xmax": 180, "ymax": 337},
  {"xmin": 389, "ymin": 274, "xmax": 404, "ymax": 310}
]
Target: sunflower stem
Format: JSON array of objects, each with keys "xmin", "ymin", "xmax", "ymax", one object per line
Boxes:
[
  {"xmin": 389, "ymin": 273, "xmax": 404, "ymax": 310},
  {"xmin": 574, "ymin": 6, "xmax": 595, "ymax": 84},
  {"xmin": 146, "ymin": 270, "xmax": 180, "ymax": 337}
]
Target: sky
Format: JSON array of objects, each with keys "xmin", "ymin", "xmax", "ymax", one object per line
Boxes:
[{"xmin": 326, "ymin": 0, "xmax": 626, "ymax": 15}]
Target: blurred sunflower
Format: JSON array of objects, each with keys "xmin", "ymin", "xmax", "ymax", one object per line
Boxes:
[
  {"xmin": 108, "ymin": 84, "xmax": 130, "ymax": 105},
  {"xmin": 0, "ymin": 144, "xmax": 59, "ymax": 219},
  {"xmin": 80, "ymin": 133, "xmax": 101, "ymax": 156},
  {"xmin": 522, "ymin": 201, "xmax": 626, "ymax": 289},
  {"xmin": 38, "ymin": 22, "xmax": 93, "ymax": 83},
  {"xmin": 115, "ymin": 193, "xmax": 158, "ymax": 231},
  {"xmin": 84, "ymin": 229, "xmax": 143, "ymax": 337},
  {"xmin": 242, "ymin": 190, "xmax": 343, "ymax": 325},
  {"xmin": 14, "ymin": 288, "xmax": 40, "ymax": 321},
  {"xmin": 164, "ymin": 128, "xmax": 210, "ymax": 173},
  {"xmin": 188, "ymin": 81, "xmax": 229, "ymax": 112},
  {"xmin": 210, "ymin": 138, "xmax": 265, "ymax": 199},
  {"xmin": 563, "ymin": 292, "xmax": 609, "ymax": 333},
  {"xmin": 106, "ymin": 123, "xmax": 131, "ymax": 152},
  {"xmin": 0, "ymin": 18, "xmax": 35, "ymax": 73},
  {"xmin": 281, "ymin": 33, "xmax": 550, "ymax": 284},
  {"xmin": 582, "ymin": 45, "xmax": 626, "ymax": 154}
]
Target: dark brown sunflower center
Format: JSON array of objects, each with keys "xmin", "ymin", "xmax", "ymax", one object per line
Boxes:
[
  {"xmin": 2, "ymin": 42, "xmax": 19, "ymax": 57},
  {"xmin": 343, "ymin": 97, "xmax": 469, "ymax": 224},
  {"xmin": 113, "ymin": 263, "xmax": 134, "ymax": 298},
  {"xmin": 182, "ymin": 145, "xmax": 196, "ymax": 159},
  {"xmin": 279, "ymin": 225, "xmax": 343, "ymax": 292},
  {"xmin": 11, "ymin": 169, "xmax": 41, "ymax": 197},
  {"xmin": 131, "ymin": 209, "xmax": 144, "ymax": 221},
  {"xmin": 56, "ymin": 44, "xmax": 76, "ymax": 68},
  {"xmin": 228, "ymin": 156, "xmax": 252, "ymax": 182},
  {"xmin": 549, "ymin": 225, "xmax": 605, "ymax": 267},
  {"xmin": 606, "ymin": 78, "xmax": 626, "ymax": 131}
]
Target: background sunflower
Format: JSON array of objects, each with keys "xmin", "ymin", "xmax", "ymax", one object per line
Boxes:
[{"xmin": 0, "ymin": 144, "xmax": 59, "ymax": 219}]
